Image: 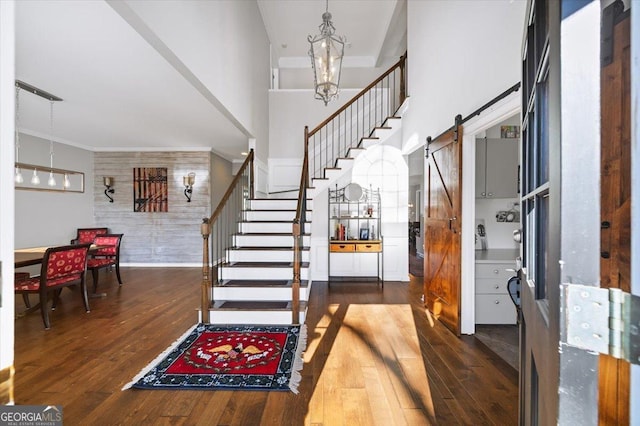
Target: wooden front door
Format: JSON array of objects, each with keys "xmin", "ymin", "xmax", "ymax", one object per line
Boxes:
[
  {"xmin": 599, "ymin": 10, "xmax": 630, "ymax": 425},
  {"xmin": 424, "ymin": 122, "xmax": 462, "ymax": 336}
]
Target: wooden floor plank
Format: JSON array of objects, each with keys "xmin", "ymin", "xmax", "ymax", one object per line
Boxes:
[{"xmin": 12, "ymin": 268, "xmax": 517, "ymax": 425}]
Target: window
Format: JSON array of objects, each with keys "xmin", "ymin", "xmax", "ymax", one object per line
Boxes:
[{"xmin": 522, "ymin": 0, "xmax": 550, "ymax": 301}]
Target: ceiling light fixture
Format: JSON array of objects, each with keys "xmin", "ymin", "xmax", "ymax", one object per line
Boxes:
[
  {"xmin": 15, "ymin": 80, "xmax": 63, "ymax": 187},
  {"xmin": 308, "ymin": 0, "xmax": 345, "ymax": 106}
]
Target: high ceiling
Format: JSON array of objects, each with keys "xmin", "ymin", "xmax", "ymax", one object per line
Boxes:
[{"xmin": 15, "ymin": 0, "xmax": 405, "ymax": 161}]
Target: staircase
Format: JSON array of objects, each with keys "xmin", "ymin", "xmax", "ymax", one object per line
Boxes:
[
  {"xmin": 199, "ymin": 53, "xmax": 407, "ymax": 326},
  {"xmin": 207, "ymin": 198, "xmax": 312, "ymax": 324}
]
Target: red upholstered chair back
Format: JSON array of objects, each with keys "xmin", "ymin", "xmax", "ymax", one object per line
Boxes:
[
  {"xmin": 73, "ymin": 227, "xmax": 109, "ymax": 245},
  {"xmin": 42, "ymin": 244, "xmax": 91, "ymax": 288},
  {"xmin": 92, "ymin": 234, "xmax": 122, "ymax": 258}
]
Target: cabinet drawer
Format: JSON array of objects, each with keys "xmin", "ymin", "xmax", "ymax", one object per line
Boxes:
[
  {"xmin": 355, "ymin": 242, "xmax": 381, "ymax": 252},
  {"xmin": 475, "ymin": 263, "xmax": 514, "ymax": 280},
  {"xmin": 476, "ymin": 278, "xmax": 509, "ymax": 294},
  {"xmin": 330, "ymin": 243, "xmax": 356, "ymax": 252},
  {"xmin": 475, "ymin": 294, "xmax": 517, "ymax": 324}
]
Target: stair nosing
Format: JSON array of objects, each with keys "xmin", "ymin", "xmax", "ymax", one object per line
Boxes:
[
  {"xmin": 235, "ymin": 232, "xmax": 311, "ymax": 236},
  {"xmin": 221, "ymin": 261, "xmax": 310, "ymax": 268},
  {"xmin": 240, "ymin": 220, "xmax": 312, "ymax": 224},
  {"xmin": 229, "ymin": 246, "xmax": 310, "ymax": 251},
  {"xmin": 217, "ymin": 279, "xmax": 309, "ymax": 287}
]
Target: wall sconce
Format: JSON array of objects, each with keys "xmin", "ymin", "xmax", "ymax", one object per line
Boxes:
[
  {"xmin": 183, "ymin": 172, "xmax": 195, "ymax": 202},
  {"xmin": 103, "ymin": 176, "xmax": 115, "ymax": 202}
]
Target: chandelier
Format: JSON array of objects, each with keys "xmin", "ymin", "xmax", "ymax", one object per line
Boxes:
[{"xmin": 308, "ymin": 0, "xmax": 345, "ymax": 105}]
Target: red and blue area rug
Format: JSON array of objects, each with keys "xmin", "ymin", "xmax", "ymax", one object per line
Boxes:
[{"xmin": 122, "ymin": 323, "xmax": 306, "ymax": 393}]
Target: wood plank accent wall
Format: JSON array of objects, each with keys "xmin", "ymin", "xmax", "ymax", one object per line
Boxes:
[{"xmin": 94, "ymin": 152, "xmax": 210, "ymax": 264}]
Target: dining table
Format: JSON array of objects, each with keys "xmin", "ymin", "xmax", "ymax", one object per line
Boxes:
[{"xmin": 14, "ymin": 246, "xmax": 51, "ymax": 268}]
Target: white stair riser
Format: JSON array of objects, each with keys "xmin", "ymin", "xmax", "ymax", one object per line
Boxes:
[
  {"xmin": 234, "ymin": 234, "xmax": 310, "ymax": 247},
  {"xmin": 213, "ymin": 286, "xmax": 309, "ymax": 301},
  {"xmin": 361, "ymin": 139, "xmax": 379, "ymax": 149},
  {"xmin": 240, "ymin": 222, "xmax": 311, "ymax": 234},
  {"xmin": 228, "ymin": 250, "xmax": 309, "ymax": 263},
  {"xmin": 335, "ymin": 158, "xmax": 354, "ymax": 169},
  {"xmin": 205, "ymin": 310, "xmax": 306, "ymax": 325},
  {"xmin": 219, "ymin": 267, "xmax": 309, "ymax": 280},
  {"xmin": 245, "ymin": 210, "xmax": 308, "ymax": 221},
  {"xmin": 249, "ymin": 199, "xmax": 313, "ymax": 210}
]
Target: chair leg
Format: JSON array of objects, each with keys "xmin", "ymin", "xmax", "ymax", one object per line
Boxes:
[
  {"xmin": 92, "ymin": 268, "xmax": 100, "ymax": 293},
  {"xmin": 115, "ymin": 263, "xmax": 123, "ymax": 285},
  {"xmin": 80, "ymin": 277, "xmax": 90, "ymax": 313},
  {"xmin": 21, "ymin": 293, "xmax": 31, "ymax": 309},
  {"xmin": 51, "ymin": 288, "xmax": 63, "ymax": 310},
  {"xmin": 39, "ymin": 291, "xmax": 51, "ymax": 330}
]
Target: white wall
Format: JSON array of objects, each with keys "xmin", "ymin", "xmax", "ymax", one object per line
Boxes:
[
  {"xmin": 405, "ymin": 0, "xmax": 526, "ymax": 142},
  {"xmin": 268, "ymin": 89, "xmax": 362, "ymax": 159},
  {"xmin": 126, "ymin": 0, "xmax": 271, "ymax": 164},
  {"xmin": 15, "ymin": 134, "xmax": 94, "ymax": 248},
  {"xmin": 475, "ymin": 197, "xmax": 519, "ymax": 250}
]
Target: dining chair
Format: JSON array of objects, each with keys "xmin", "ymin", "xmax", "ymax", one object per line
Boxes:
[
  {"xmin": 70, "ymin": 227, "xmax": 109, "ymax": 245},
  {"xmin": 15, "ymin": 272, "xmax": 31, "ymax": 308},
  {"xmin": 87, "ymin": 233, "xmax": 123, "ymax": 293},
  {"xmin": 14, "ymin": 244, "xmax": 92, "ymax": 330}
]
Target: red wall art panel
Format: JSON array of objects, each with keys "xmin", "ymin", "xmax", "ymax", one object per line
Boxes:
[{"xmin": 133, "ymin": 167, "xmax": 168, "ymax": 212}]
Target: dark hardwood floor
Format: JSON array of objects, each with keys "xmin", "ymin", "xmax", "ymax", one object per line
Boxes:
[{"xmin": 13, "ymin": 267, "xmax": 517, "ymax": 425}]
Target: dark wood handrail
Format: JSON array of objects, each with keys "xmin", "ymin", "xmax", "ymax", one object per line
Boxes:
[
  {"xmin": 308, "ymin": 53, "xmax": 407, "ymax": 137},
  {"xmin": 292, "ymin": 52, "xmax": 407, "ymax": 325},
  {"xmin": 207, "ymin": 149, "xmax": 254, "ymax": 225}
]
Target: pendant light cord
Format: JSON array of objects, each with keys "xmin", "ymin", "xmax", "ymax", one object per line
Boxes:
[
  {"xmin": 49, "ymin": 100, "xmax": 54, "ymax": 170},
  {"xmin": 15, "ymin": 87, "xmax": 20, "ymax": 163}
]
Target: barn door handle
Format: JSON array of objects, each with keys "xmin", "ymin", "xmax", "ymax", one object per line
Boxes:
[{"xmin": 449, "ymin": 216, "xmax": 457, "ymax": 230}]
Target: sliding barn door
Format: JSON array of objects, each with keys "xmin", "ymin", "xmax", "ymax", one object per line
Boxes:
[{"xmin": 424, "ymin": 122, "xmax": 462, "ymax": 336}]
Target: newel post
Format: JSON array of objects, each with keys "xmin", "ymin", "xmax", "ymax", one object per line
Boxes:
[
  {"xmin": 201, "ymin": 218, "xmax": 211, "ymax": 323},
  {"xmin": 292, "ymin": 221, "xmax": 301, "ymax": 324}
]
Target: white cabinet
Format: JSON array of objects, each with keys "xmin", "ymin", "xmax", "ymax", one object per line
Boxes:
[
  {"xmin": 475, "ymin": 137, "xmax": 519, "ymax": 198},
  {"xmin": 475, "ymin": 250, "xmax": 518, "ymax": 324}
]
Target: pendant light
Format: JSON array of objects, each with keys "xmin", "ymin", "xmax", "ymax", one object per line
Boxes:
[
  {"xmin": 14, "ymin": 86, "xmax": 24, "ymax": 183},
  {"xmin": 308, "ymin": 0, "xmax": 345, "ymax": 105},
  {"xmin": 47, "ymin": 101, "xmax": 56, "ymax": 187},
  {"xmin": 30, "ymin": 168, "xmax": 40, "ymax": 185}
]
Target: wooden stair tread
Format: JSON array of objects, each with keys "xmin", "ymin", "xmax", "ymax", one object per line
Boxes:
[
  {"xmin": 242, "ymin": 209, "xmax": 312, "ymax": 212},
  {"xmin": 222, "ymin": 261, "xmax": 309, "ymax": 268},
  {"xmin": 230, "ymin": 246, "xmax": 310, "ymax": 251},
  {"xmin": 250, "ymin": 198, "xmax": 312, "ymax": 201},
  {"xmin": 240, "ymin": 220, "xmax": 311, "ymax": 224},
  {"xmin": 218, "ymin": 279, "xmax": 309, "ymax": 287},
  {"xmin": 236, "ymin": 232, "xmax": 311, "ymax": 236},
  {"xmin": 213, "ymin": 301, "xmax": 308, "ymax": 311}
]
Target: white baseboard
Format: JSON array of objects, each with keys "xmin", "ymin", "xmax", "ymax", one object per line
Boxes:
[{"xmin": 121, "ymin": 263, "xmax": 201, "ymax": 268}]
